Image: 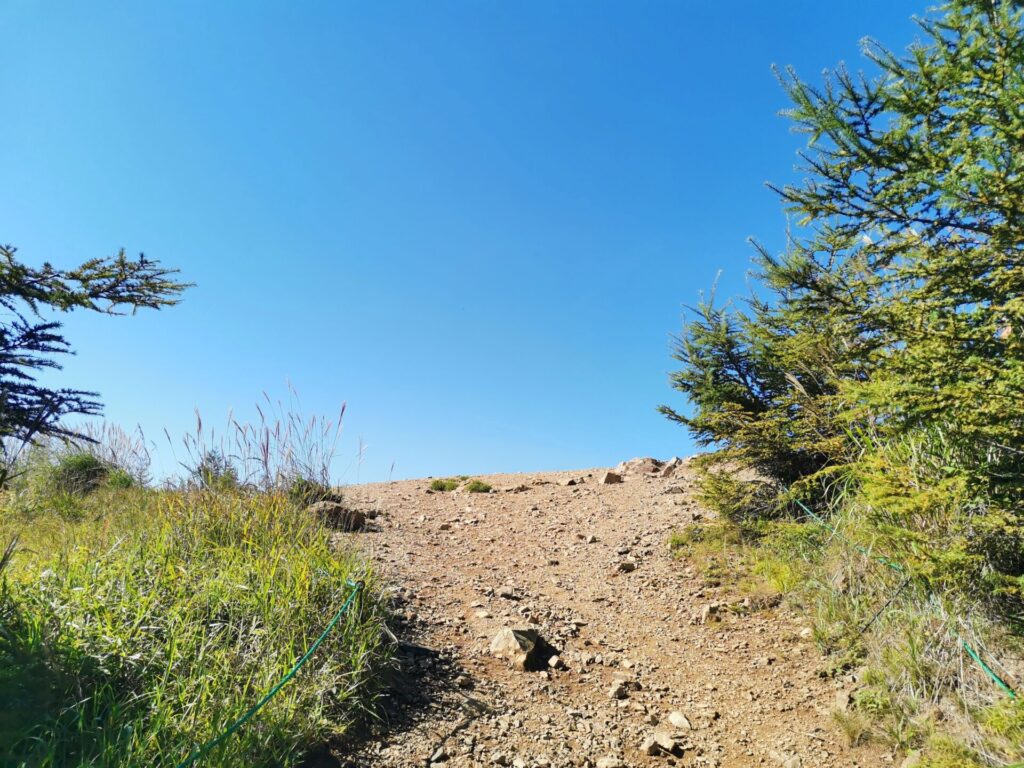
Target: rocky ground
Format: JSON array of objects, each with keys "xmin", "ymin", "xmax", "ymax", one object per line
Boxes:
[{"xmin": 333, "ymin": 459, "xmax": 886, "ymax": 768}]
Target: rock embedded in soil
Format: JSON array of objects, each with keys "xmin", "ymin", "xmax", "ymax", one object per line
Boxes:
[
  {"xmin": 608, "ymin": 679, "xmax": 629, "ymax": 699},
  {"xmin": 489, "ymin": 627, "xmax": 540, "ymax": 671},
  {"xmin": 659, "ymin": 457, "xmax": 684, "ymax": 478},
  {"xmin": 667, "ymin": 710, "xmax": 692, "ymax": 730},
  {"xmin": 599, "ymin": 471, "xmax": 623, "ymax": 485},
  {"xmin": 653, "ymin": 728, "xmax": 682, "ymax": 755},
  {"xmin": 642, "ymin": 727, "xmax": 684, "ymax": 757},
  {"xmin": 615, "ymin": 457, "xmax": 663, "ymax": 476}
]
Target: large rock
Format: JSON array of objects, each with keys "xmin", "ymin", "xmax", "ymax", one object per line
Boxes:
[
  {"xmin": 659, "ymin": 456, "xmax": 685, "ymax": 478},
  {"xmin": 653, "ymin": 728, "xmax": 682, "ymax": 755},
  {"xmin": 489, "ymin": 628, "xmax": 540, "ymax": 670},
  {"xmin": 599, "ymin": 471, "xmax": 623, "ymax": 485},
  {"xmin": 307, "ymin": 501, "xmax": 366, "ymax": 531},
  {"xmin": 608, "ymin": 679, "xmax": 629, "ymax": 699},
  {"xmin": 641, "ymin": 729, "xmax": 683, "ymax": 757},
  {"xmin": 615, "ymin": 457, "xmax": 663, "ymax": 477}
]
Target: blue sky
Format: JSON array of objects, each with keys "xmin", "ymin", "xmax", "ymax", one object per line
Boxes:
[{"xmin": 1, "ymin": 1, "xmax": 924, "ymax": 483}]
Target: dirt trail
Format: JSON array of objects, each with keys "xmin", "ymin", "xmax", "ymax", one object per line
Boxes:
[{"xmin": 338, "ymin": 463, "xmax": 883, "ymax": 768}]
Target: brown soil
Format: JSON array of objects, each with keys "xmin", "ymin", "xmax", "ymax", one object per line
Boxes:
[{"xmin": 335, "ymin": 463, "xmax": 884, "ymax": 768}]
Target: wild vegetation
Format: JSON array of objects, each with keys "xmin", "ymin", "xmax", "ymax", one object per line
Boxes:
[
  {"xmin": 0, "ymin": 244, "xmax": 189, "ymax": 486},
  {"xmin": 663, "ymin": 1, "xmax": 1024, "ymax": 764},
  {"xmin": 0, "ymin": 243, "xmax": 390, "ymax": 766},
  {"xmin": 0, "ymin": 417, "xmax": 391, "ymax": 768},
  {"xmin": 428, "ymin": 476, "xmax": 491, "ymax": 493}
]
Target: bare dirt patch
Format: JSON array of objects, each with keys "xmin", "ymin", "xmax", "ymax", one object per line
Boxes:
[{"xmin": 336, "ymin": 464, "xmax": 883, "ymax": 768}]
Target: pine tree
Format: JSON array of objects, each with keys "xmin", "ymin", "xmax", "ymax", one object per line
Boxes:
[
  {"xmin": 663, "ymin": 0, "xmax": 1024, "ymax": 599},
  {"xmin": 0, "ymin": 244, "xmax": 188, "ymax": 481}
]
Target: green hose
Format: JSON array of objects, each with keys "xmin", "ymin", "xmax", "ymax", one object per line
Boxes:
[
  {"xmin": 793, "ymin": 499, "xmax": 1017, "ymax": 699},
  {"xmin": 175, "ymin": 579, "xmax": 365, "ymax": 768}
]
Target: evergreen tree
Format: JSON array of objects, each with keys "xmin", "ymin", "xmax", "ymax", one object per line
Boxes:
[
  {"xmin": 0, "ymin": 244, "xmax": 188, "ymax": 481},
  {"xmin": 664, "ymin": 0, "xmax": 1024, "ymax": 602}
]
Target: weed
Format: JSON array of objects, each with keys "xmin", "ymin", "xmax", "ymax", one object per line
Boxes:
[
  {"xmin": 106, "ymin": 467, "xmax": 135, "ymax": 489},
  {"xmin": 832, "ymin": 708, "xmax": 872, "ymax": 747},
  {"xmin": 287, "ymin": 476, "xmax": 340, "ymax": 507},
  {"xmin": 190, "ymin": 448, "xmax": 240, "ymax": 491},
  {"xmin": 464, "ymin": 480, "xmax": 491, "ymax": 493}
]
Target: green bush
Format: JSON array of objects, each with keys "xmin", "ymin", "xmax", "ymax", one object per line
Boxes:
[
  {"xmin": 464, "ymin": 480, "xmax": 491, "ymax": 493},
  {"xmin": 191, "ymin": 449, "xmax": 240, "ymax": 491},
  {"xmin": 106, "ymin": 467, "xmax": 135, "ymax": 489},
  {"xmin": 287, "ymin": 475, "xmax": 341, "ymax": 507},
  {"xmin": 48, "ymin": 452, "xmax": 109, "ymax": 495}
]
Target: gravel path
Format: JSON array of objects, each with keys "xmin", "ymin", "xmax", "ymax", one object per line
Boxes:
[{"xmin": 335, "ymin": 462, "xmax": 883, "ymax": 768}]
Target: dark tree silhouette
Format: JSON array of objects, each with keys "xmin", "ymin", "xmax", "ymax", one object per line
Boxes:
[{"xmin": 0, "ymin": 244, "xmax": 189, "ymax": 482}]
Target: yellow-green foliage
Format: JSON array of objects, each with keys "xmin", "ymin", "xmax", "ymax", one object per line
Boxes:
[
  {"xmin": 716, "ymin": 502, "xmax": 1024, "ymax": 764},
  {"xmin": 0, "ymin": 487, "xmax": 390, "ymax": 768},
  {"xmin": 918, "ymin": 699, "xmax": 1024, "ymax": 768},
  {"xmin": 670, "ymin": 519, "xmax": 819, "ymax": 596}
]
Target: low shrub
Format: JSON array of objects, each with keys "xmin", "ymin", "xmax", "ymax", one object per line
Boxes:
[
  {"xmin": 429, "ymin": 478, "xmax": 460, "ymax": 492},
  {"xmin": 106, "ymin": 467, "xmax": 135, "ymax": 489},
  {"xmin": 47, "ymin": 452, "xmax": 109, "ymax": 495},
  {"xmin": 190, "ymin": 449, "xmax": 240, "ymax": 491},
  {"xmin": 464, "ymin": 480, "xmax": 491, "ymax": 493}
]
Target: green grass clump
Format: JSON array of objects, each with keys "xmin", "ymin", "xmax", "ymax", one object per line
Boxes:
[
  {"xmin": 105, "ymin": 466, "xmax": 136, "ymax": 489},
  {"xmin": 670, "ymin": 521, "xmax": 748, "ymax": 588},
  {"xmin": 0, "ymin": 487, "xmax": 390, "ymax": 767},
  {"xmin": 464, "ymin": 480, "xmax": 491, "ymax": 493},
  {"xmin": 429, "ymin": 478, "xmax": 461, "ymax": 492}
]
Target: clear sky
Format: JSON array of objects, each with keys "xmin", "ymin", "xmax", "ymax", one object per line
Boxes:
[{"xmin": 1, "ymin": 1, "xmax": 924, "ymax": 483}]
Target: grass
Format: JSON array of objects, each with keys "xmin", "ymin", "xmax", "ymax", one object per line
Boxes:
[
  {"xmin": 428, "ymin": 476, "xmax": 489, "ymax": 493},
  {"xmin": 670, "ymin": 506, "xmax": 1024, "ymax": 766},
  {"xmin": 669, "ymin": 519, "xmax": 817, "ymax": 595},
  {"xmin": 0, "ymin": 484, "xmax": 391, "ymax": 768},
  {"xmin": 429, "ymin": 478, "xmax": 461, "ymax": 492}
]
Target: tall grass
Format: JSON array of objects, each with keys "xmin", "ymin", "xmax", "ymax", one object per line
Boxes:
[
  {"xmin": 0, "ymin": 400, "xmax": 389, "ymax": 768},
  {"xmin": 0, "ymin": 486, "xmax": 389, "ymax": 767},
  {"xmin": 170, "ymin": 387, "xmax": 346, "ymax": 493}
]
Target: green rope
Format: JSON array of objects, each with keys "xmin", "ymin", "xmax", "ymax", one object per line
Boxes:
[
  {"xmin": 792, "ymin": 499, "xmax": 1018, "ymax": 699},
  {"xmin": 175, "ymin": 579, "xmax": 365, "ymax": 768}
]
